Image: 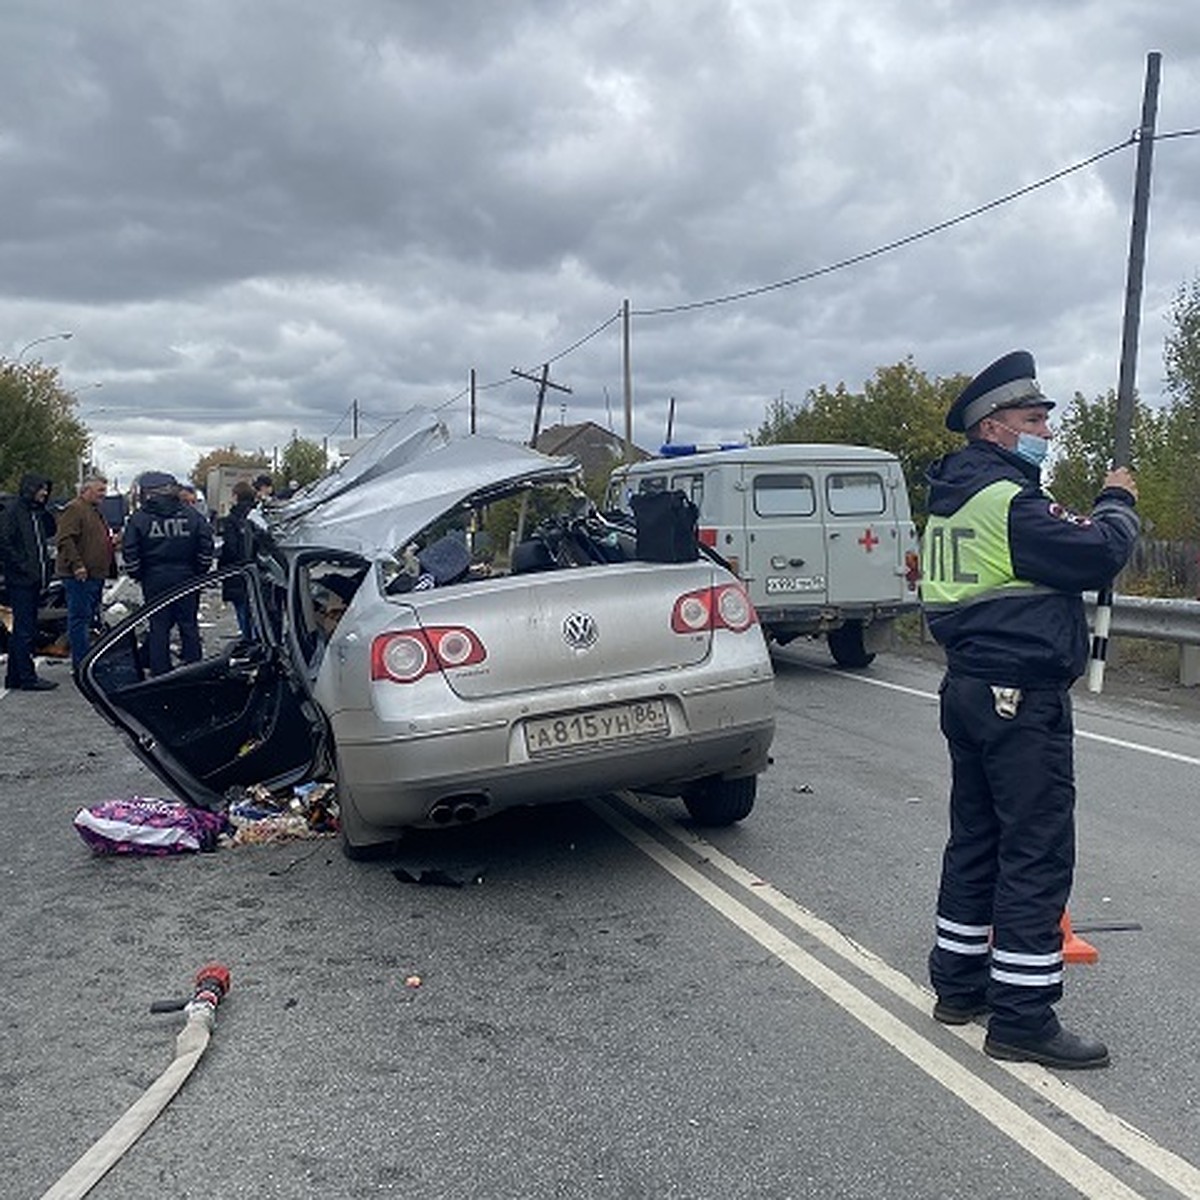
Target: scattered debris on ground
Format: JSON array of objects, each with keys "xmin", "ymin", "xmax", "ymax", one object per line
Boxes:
[
  {"xmin": 73, "ymin": 780, "xmax": 339, "ymax": 855},
  {"xmin": 224, "ymin": 780, "xmax": 339, "ymax": 845}
]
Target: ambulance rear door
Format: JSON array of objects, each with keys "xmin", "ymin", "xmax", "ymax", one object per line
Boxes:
[
  {"xmin": 740, "ymin": 462, "xmax": 827, "ymax": 611},
  {"xmin": 823, "ymin": 457, "xmax": 907, "ymax": 605}
]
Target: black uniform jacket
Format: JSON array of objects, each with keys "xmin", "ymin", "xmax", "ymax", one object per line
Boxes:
[
  {"xmin": 122, "ymin": 492, "xmax": 215, "ymax": 594},
  {"xmin": 923, "ymin": 441, "xmax": 1139, "ymax": 686}
]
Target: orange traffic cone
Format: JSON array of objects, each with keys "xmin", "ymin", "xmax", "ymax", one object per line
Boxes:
[{"xmin": 1061, "ymin": 909, "xmax": 1099, "ymax": 964}]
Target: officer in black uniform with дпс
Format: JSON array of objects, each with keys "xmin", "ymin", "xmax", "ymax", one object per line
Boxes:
[
  {"xmin": 122, "ymin": 472, "xmax": 214, "ymax": 676},
  {"xmin": 920, "ymin": 350, "xmax": 1138, "ymax": 1070}
]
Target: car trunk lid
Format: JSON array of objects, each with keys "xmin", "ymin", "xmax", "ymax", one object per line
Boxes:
[{"xmin": 394, "ymin": 561, "xmax": 719, "ymax": 699}]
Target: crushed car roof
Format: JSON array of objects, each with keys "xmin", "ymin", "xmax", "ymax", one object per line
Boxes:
[{"xmin": 269, "ymin": 409, "xmax": 579, "ymax": 558}]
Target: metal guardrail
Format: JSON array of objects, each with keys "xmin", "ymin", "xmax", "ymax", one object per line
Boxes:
[
  {"xmin": 1084, "ymin": 593, "xmax": 1200, "ymax": 646},
  {"xmin": 1083, "ymin": 593, "xmax": 1200, "ymax": 685}
]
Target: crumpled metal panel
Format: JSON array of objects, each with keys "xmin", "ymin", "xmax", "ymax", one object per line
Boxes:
[{"xmin": 269, "ymin": 408, "xmax": 578, "ymax": 559}]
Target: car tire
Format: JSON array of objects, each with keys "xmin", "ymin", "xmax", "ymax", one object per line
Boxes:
[
  {"xmin": 827, "ymin": 620, "xmax": 875, "ymax": 668},
  {"xmin": 684, "ymin": 774, "xmax": 756, "ymax": 825}
]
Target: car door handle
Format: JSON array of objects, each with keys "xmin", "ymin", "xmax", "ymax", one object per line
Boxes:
[{"xmin": 228, "ymin": 657, "xmax": 261, "ymax": 681}]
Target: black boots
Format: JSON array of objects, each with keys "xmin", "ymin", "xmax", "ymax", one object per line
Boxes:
[
  {"xmin": 932, "ymin": 997, "xmax": 988, "ymax": 1025},
  {"xmin": 984, "ymin": 1027, "xmax": 1110, "ymax": 1069}
]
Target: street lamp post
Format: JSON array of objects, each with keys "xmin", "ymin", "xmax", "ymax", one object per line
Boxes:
[
  {"xmin": 16, "ymin": 331, "xmax": 73, "ymax": 362},
  {"xmin": 69, "ymin": 384, "xmax": 105, "ymax": 486}
]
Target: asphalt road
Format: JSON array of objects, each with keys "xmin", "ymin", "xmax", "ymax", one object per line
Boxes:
[{"xmin": 4, "ymin": 642, "xmax": 1199, "ymax": 1199}]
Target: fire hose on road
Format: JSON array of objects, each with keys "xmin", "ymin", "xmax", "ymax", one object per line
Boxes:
[{"xmin": 40, "ymin": 963, "xmax": 231, "ymax": 1200}]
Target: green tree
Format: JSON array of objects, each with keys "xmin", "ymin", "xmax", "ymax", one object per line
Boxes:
[
  {"xmin": 0, "ymin": 360, "xmax": 90, "ymax": 497},
  {"xmin": 1160, "ymin": 278, "xmax": 1200, "ymax": 539},
  {"xmin": 1137, "ymin": 404, "xmax": 1196, "ymax": 540},
  {"xmin": 279, "ymin": 435, "xmax": 328, "ymax": 489},
  {"xmin": 1045, "ymin": 390, "xmax": 1119, "ymax": 513},
  {"xmin": 1045, "ymin": 383, "xmax": 1200, "ymax": 548},
  {"xmin": 751, "ymin": 358, "xmax": 966, "ymax": 520},
  {"xmin": 1165, "ymin": 277, "xmax": 1200, "ymax": 408},
  {"xmin": 191, "ymin": 445, "xmax": 270, "ymax": 489}
]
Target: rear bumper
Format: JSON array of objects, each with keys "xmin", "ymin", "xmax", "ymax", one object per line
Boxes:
[
  {"xmin": 758, "ymin": 599, "xmax": 918, "ymax": 635},
  {"xmin": 332, "ymin": 675, "xmax": 775, "ymax": 831}
]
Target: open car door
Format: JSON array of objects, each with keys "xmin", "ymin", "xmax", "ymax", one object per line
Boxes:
[{"xmin": 76, "ymin": 565, "xmax": 327, "ymax": 810}]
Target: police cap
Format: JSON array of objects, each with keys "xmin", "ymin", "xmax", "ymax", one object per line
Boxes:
[
  {"xmin": 946, "ymin": 350, "xmax": 1056, "ymax": 433},
  {"xmin": 139, "ymin": 470, "xmax": 178, "ymax": 492}
]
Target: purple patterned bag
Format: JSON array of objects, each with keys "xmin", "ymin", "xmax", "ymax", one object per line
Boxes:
[{"xmin": 74, "ymin": 797, "xmax": 229, "ymax": 855}]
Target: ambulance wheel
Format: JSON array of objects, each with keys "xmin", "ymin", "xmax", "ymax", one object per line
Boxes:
[
  {"xmin": 684, "ymin": 775, "xmax": 756, "ymax": 825},
  {"xmin": 828, "ymin": 620, "xmax": 874, "ymax": 668}
]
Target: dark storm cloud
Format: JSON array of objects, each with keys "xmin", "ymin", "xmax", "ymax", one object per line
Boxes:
[{"xmin": 2, "ymin": 0, "xmax": 1198, "ymax": 484}]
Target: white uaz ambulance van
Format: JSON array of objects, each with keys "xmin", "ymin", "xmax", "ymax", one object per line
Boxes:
[{"xmin": 606, "ymin": 443, "xmax": 920, "ymax": 667}]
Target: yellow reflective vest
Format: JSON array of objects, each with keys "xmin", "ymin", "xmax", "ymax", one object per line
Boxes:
[{"xmin": 921, "ymin": 479, "xmax": 1039, "ymax": 612}]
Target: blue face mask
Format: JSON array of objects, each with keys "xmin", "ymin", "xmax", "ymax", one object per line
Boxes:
[{"xmin": 1012, "ymin": 432, "xmax": 1049, "ymax": 467}]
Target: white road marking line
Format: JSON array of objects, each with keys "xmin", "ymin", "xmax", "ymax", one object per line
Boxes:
[
  {"xmin": 1075, "ymin": 729, "xmax": 1200, "ymax": 766},
  {"xmin": 607, "ymin": 794, "xmax": 1200, "ymax": 1200},
  {"xmin": 790, "ymin": 663, "xmax": 1200, "ymax": 767},
  {"xmin": 592, "ymin": 799, "xmax": 1149, "ymax": 1200}
]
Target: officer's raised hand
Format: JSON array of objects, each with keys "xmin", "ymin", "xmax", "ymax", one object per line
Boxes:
[{"xmin": 1103, "ymin": 466, "xmax": 1137, "ymax": 501}]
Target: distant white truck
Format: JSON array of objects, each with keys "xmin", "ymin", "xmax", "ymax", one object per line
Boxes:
[
  {"xmin": 605, "ymin": 442, "xmax": 921, "ymax": 667},
  {"xmin": 205, "ymin": 464, "xmax": 263, "ymax": 522}
]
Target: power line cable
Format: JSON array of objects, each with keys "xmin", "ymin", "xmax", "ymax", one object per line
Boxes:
[
  {"xmin": 538, "ymin": 308, "xmax": 624, "ymax": 367},
  {"xmin": 632, "ymin": 137, "xmax": 1138, "ymax": 317},
  {"xmin": 335, "ymin": 129, "xmax": 1200, "ymax": 439}
]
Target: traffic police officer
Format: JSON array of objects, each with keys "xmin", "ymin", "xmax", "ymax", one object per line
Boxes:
[
  {"xmin": 920, "ymin": 350, "xmax": 1139, "ymax": 1069},
  {"xmin": 122, "ymin": 472, "xmax": 214, "ymax": 676}
]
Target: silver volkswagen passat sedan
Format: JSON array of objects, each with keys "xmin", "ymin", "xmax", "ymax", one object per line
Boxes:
[{"xmin": 77, "ymin": 412, "xmax": 775, "ymax": 856}]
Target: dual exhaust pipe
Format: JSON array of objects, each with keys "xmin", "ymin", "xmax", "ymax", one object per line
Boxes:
[{"xmin": 428, "ymin": 795, "xmax": 489, "ymax": 824}]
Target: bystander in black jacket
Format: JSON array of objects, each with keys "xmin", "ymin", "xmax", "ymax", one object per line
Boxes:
[
  {"xmin": 217, "ymin": 486, "xmax": 257, "ymax": 604},
  {"xmin": 1, "ymin": 472, "xmax": 58, "ymax": 690},
  {"xmin": 0, "ymin": 472, "xmax": 55, "ymax": 591}
]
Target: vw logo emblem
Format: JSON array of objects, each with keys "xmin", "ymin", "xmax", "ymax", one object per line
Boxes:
[{"xmin": 562, "ymin": 611, "xmax": 598, "ymax": 650}]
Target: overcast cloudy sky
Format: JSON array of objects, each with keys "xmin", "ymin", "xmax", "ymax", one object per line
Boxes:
[{"xmin": 4, "ymin": 1, "xmax": 1198, "ymax": 489}]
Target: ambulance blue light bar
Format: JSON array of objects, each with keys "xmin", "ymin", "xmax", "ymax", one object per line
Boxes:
[{"xmin": 658, "ymin": 442, "xmax": 748, "ymax": 457}]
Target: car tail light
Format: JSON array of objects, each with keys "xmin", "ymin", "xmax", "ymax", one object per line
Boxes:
[
  {"xmin": 904, "ymin": 550, "xmax": 921, "ymax": 591},
  {"xmin": 671, "ymin": 583, "xmax": 757, "ymax": 634},
  {"xmin": 698, "ymin": 527, "xmax": 717, "ymax": 548},
  {"xmin": 371, "ymin": 626, "xmax": 486, "ymax": 683}
]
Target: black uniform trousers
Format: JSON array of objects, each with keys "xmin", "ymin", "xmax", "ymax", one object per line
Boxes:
[
  {"xmin": 142, "ymin": 575, "xmax": 203, "ymax": 677},
  {"xmin": 929, "ymin": 673, "xmax": 1075, "ymax": 1042}
]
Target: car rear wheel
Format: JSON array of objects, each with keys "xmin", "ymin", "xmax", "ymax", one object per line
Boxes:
[
  {"xmin": 827, "ymin": 620, "xmax": 875, "ymax": 668},
  {"xmin": 684, "ymin": 774, "xmax": 756, "ymax": 825}
]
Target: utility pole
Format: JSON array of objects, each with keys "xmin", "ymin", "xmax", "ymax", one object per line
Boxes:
[
  {"xmin": 470, "ymin": 368, "xmax": 477, "ymax": 434},
  {"xmin": 622, "ymin": 298, "xmax": 633, "ymax": 462},
  {"xmin": 512, "ymin": 363, "xmax": 571, "ymax": 448},
  {"xmin": 1112, "ymin": 51, "xmax": 1160, "ymax": 470}
]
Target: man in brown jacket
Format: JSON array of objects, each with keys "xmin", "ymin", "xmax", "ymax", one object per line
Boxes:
[{"xmin": 55, "ymin": 474, "xmax": 114, "ymax": 670}]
